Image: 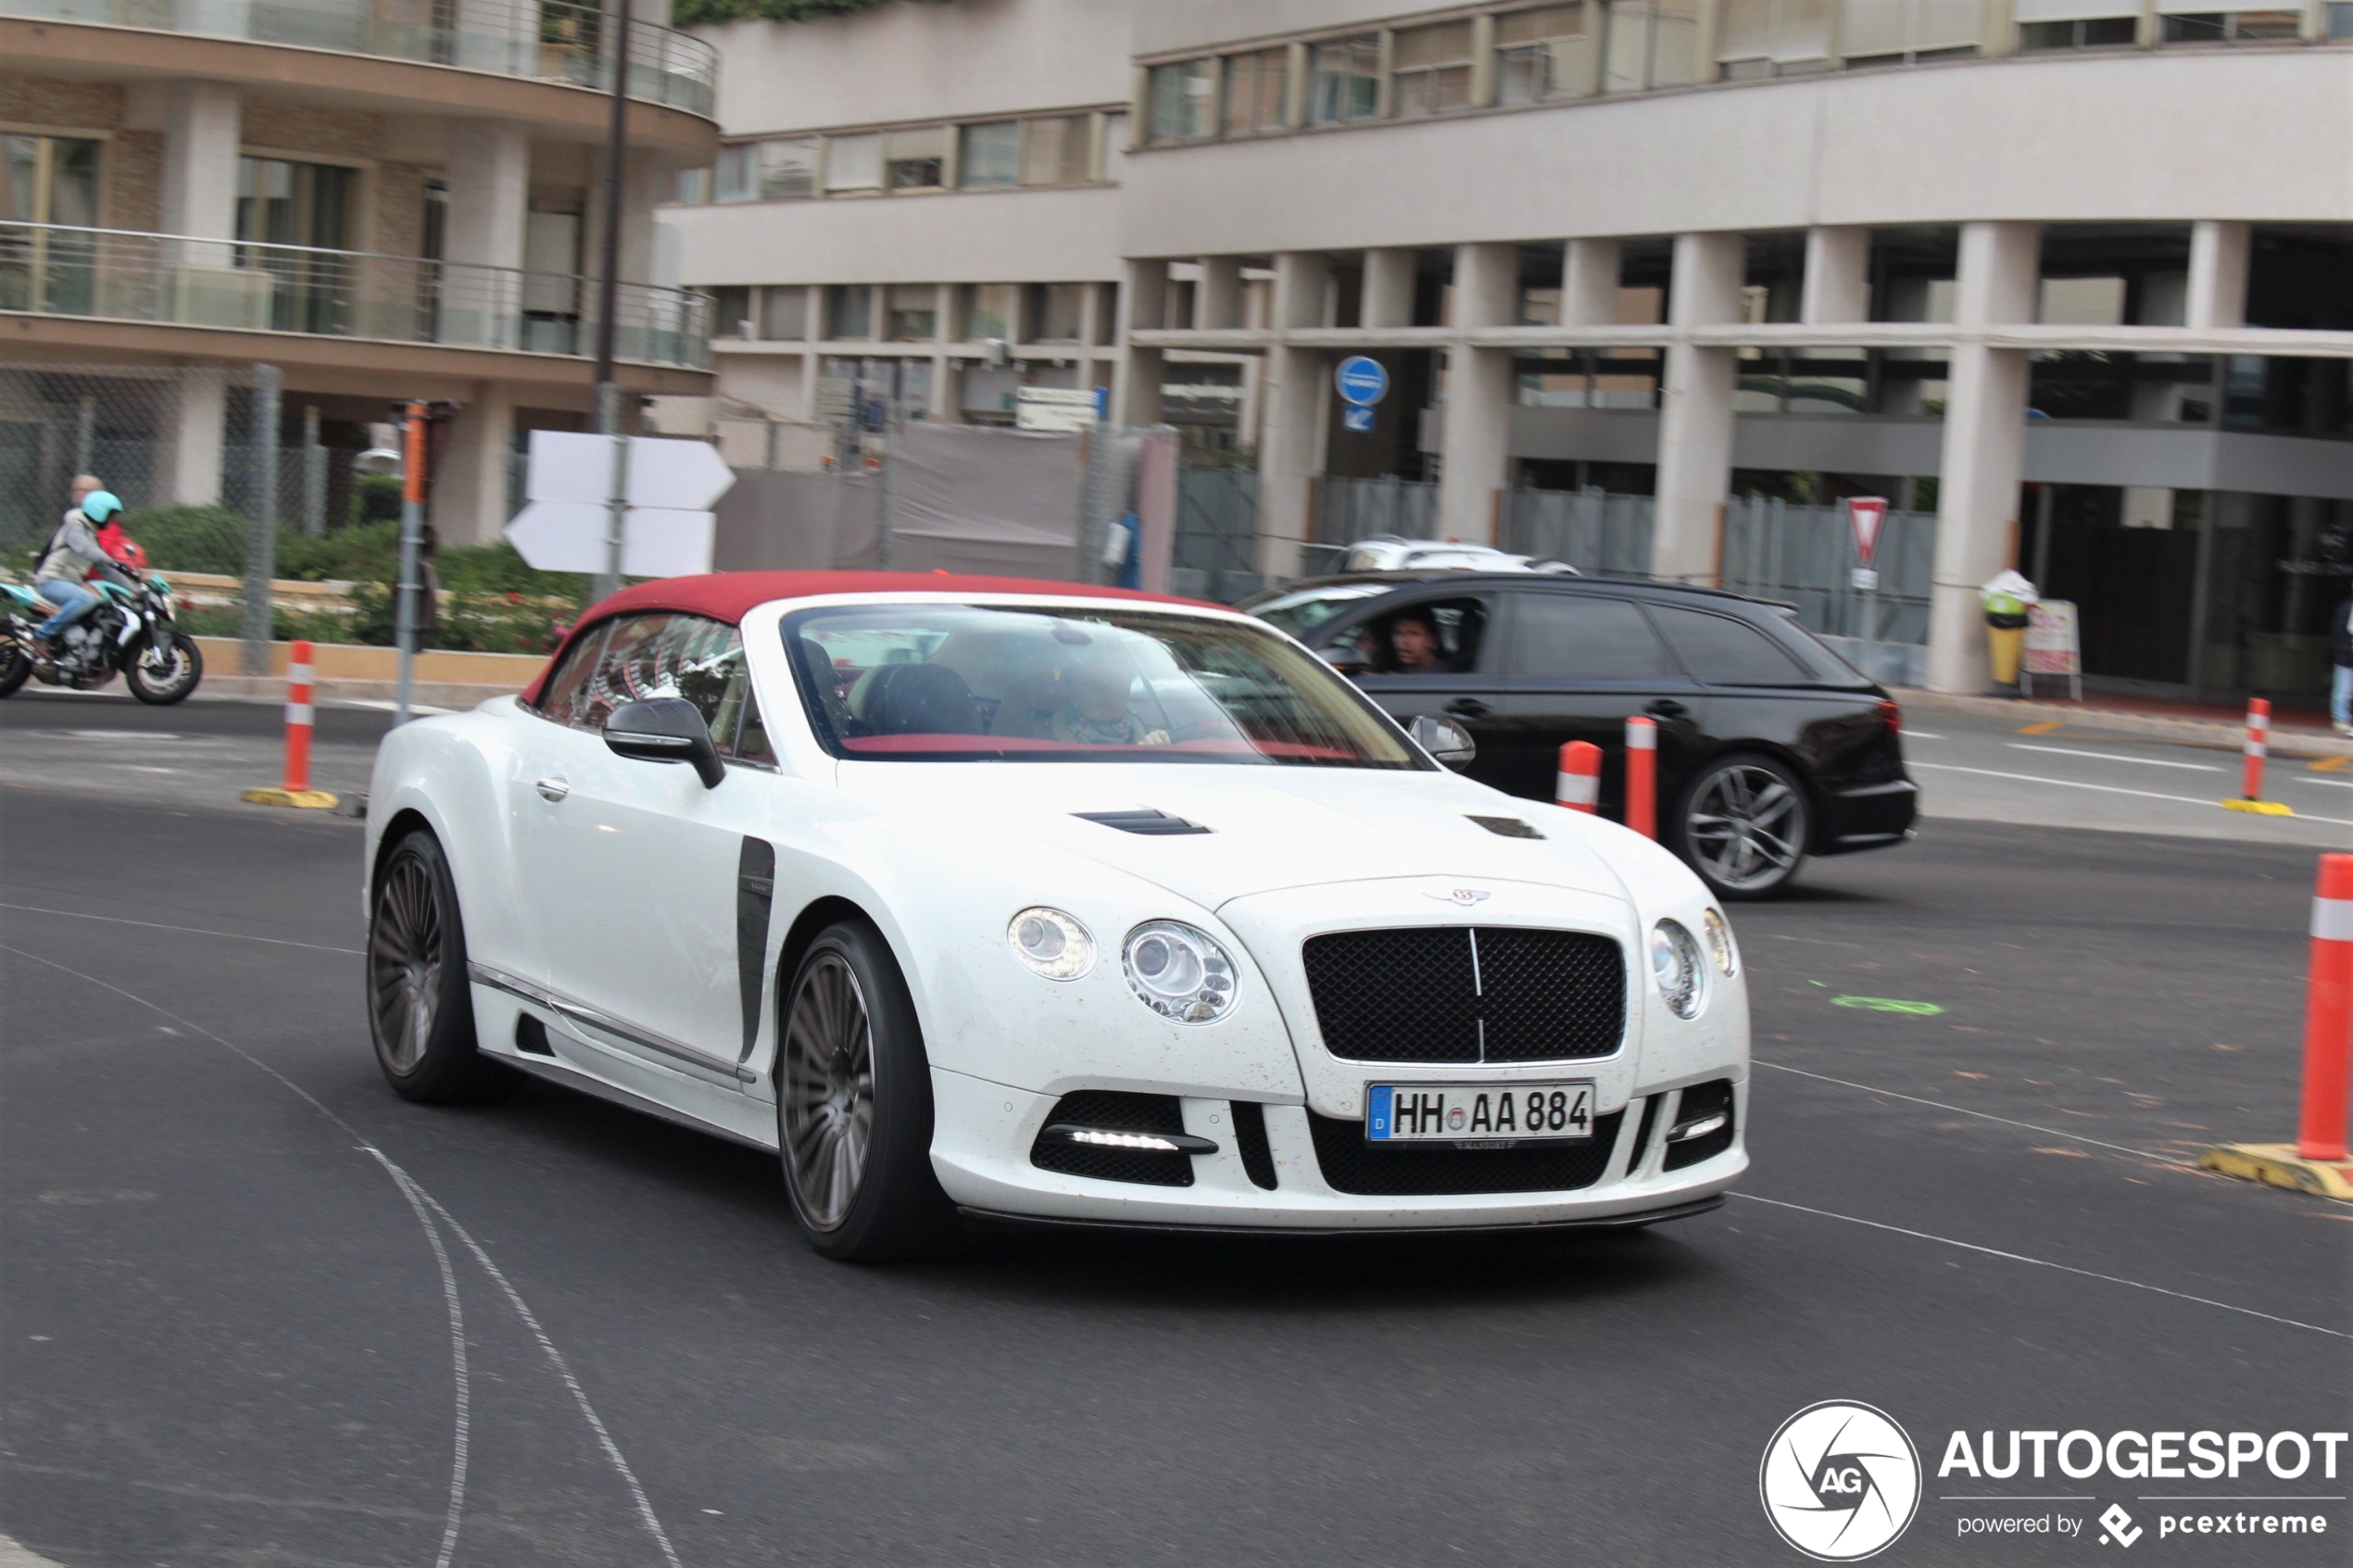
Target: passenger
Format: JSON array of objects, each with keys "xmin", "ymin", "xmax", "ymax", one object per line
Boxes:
[
  {"xmin": 1386, "ymin": 608, "xmax": 1447, "ymax": 673},
  {"xmin": 1051, "ymin": 643, "xmax": 1171, "ymax": 746}
]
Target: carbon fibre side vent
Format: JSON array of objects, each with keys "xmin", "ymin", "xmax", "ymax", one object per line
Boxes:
[
  {"xmin": 1075, "ymin": 809, "xmax": 1210, "ymax": 835},
  {"xmin": 1468, "ymin": 815, "xmax": 1546, "ymax": 839},
  {"xmin": 1229, "ymin": 1101, "xmax": 1278, "ymax": 1189}
]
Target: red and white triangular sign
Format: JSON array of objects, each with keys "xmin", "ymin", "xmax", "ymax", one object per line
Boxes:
[{"xmin": 1846, "ymin": 496, "xmax": 1890, "ymax": 568}]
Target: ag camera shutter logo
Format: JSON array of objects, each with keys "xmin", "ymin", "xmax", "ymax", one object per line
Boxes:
[{"xmin": 1760, "ymin": 1401, "xmax": 1922, "ymax": 1561}]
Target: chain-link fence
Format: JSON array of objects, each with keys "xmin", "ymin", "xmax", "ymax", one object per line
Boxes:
[
  {"xmin": 1173, "ymin": 466, "xmax": 1260, "ymax": 602},
  {"xmin": 1500, "ymin": 487, "xmax": 1659, "ymax": 579}
]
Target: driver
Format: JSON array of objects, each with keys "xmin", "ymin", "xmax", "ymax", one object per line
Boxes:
[
  {"xmin": 33, "ymin": 487, "xmax": 132, "ymax": 661},
  {"xmin": 1385, "ymin": 608, "xmax": 1448, "ymax": 673},
  {"xmin": 1051, "ymin": 642, "xmax": 1171, "ymax": 746}
]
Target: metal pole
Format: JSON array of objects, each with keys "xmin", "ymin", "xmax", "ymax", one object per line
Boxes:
[
  {"xmin": 875, "ymin": 378, "xmax": 900, "ymax": 571},
  {"xmin": 242, "ymin": 363, "xmax": 282, "ymax": 676},
  {"xmin": 302, "ymin": 403, "xmax": 325, "ymax": 535},
  {"xmin": 590, "ymin": 380, "xmax": 628, "ymax": 605},
  {"xmin": 73, "ymin": 395, "xmax": 94, "ymax": 475},
  {"xmin": 590, "ymin": 0, "xmax": 632, "ymax": 403},
  {"xmin": 395, "ymin": 400, "xmax": 427, "ymax": 723}
]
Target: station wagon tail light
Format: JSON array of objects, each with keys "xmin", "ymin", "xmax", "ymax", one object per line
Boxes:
[
  {"xmin": 1651, "ymin": 920, "xmax": 1705, "ymax": 1020},
  {"xmin": 1009, "ymin": 908, "xmax": 1094, "ymax": 980},
  {"xmin": 1124, "ymin": 921, "xmax": 1239, "ymax": 1024},
  {"xmin": 1879, "ymin": 699, "xmax": 1901, "ymax": 734}
]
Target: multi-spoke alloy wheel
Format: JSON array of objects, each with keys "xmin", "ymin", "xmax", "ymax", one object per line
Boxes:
[
  {"xmin": 1680, "ymin": 756, "xmax": 1809, "ymax": 900},
  {"xmin": 782, "ymin": 951, "xmax": 875, "ymax": 1232},
  {"xmin": 367, "ymin": 832, "xmax": 511, "ymax": 1101},
  {"xmin": 125, "ymin": 632, "xmax": 201, "ymax": 705},
  {"xmin": 775, "ymin": 922, "xmax": 965, "ymax": 1261}
]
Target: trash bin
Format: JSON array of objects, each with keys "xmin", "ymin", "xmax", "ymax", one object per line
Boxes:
[{"xmin": 1981, "ymin": 570, "xmax": 2039, "ymax": 694}]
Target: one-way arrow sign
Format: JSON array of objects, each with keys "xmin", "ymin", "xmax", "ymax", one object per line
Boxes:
[{"xmin": 505, "ymin": 431, "xmax": 736, "ymax": 577}]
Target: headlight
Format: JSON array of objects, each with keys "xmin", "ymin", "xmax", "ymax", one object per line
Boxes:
[
  {"xmin": 1701, "ymin": 908, "xmax": 1737, "ymax": 975},
  {"xmin": 1650, "ymin": 920, "xmax": 1705, "ymax": 1020},
  {"xmin": 1123, "ymin": 921, "xmax": 1238, "ymax": 1024},
  {"xmin": 1007, "ymin": 907, "xmax": 1093, "ymax": 980}
]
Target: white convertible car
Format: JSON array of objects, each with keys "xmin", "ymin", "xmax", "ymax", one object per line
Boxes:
[{"xmin": 364, "ymin": 572, "xmax": 1748, "ymax": 1259}]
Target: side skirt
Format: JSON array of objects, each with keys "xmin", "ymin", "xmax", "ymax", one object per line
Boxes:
[{"xmin": 504, "ymin": 1052, "xmax": 782, "ymax": 1155}]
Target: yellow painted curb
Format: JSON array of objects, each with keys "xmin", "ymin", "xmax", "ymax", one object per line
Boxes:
[
  {"xmin": 2197, "ymin": 1143, "xmax": 2353, "ymax": 1200},
  {"xmin": 2220, "ymin": 797, "xmax": 2295, "ymax": 816},
  {"xmin": 240, "ymin": 787, "xmax": 341, "ymax": 810}
]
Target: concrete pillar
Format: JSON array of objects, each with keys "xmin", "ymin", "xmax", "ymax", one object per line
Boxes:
[
  {"xmin": 1257, "ymin": 251, "xmax": 1331, "ymax": 576},
  {"xmin": 1802, "ymin": 225, "xmax": 1872, "ymax": 325},
  {"xmin": 1562, "ymin": 237, "xmax": 1621, "ymax": 328},
  {"xmin": 1271, "ymin": 250, "xmax": 1328, "ymax": 332},
  {"xmin": 1116, "ymin": 258, "xmax": 1168, "ymax": 426},
  {"xmin": 434, "ymin": 382, "xmax": 518, "ymax": 546},
  {"xmin": 1927, "ymin": 220, "xmax": 2039, "ymax": 694},
  {"xmin": 1199, "ymin": 257, "xmax": 1245, "ymax": 332},
  {"xmin": 2186, "ymin": 220, "xmax": 2250, "ymax": 332},
  {"xmin": 160, "ymin": 82, "xmax": 240, "ymax": 270},
  {"xmin": 1363, "ymin": 247, "xmax": 1416, "ymax": 330},
  {"xmin": 441, "ymin": 119, "xmax": 530, "ymax": 350},
  {"xmin": 1439, "ymin": 243, "xmax": 1519, "ymax": 545},
  {"xmin": 1652, "ymin": 232, "xmax": 1743, "ymax": 583},
  {"xmin": 162, "ymin": 369, "xmax": 229, "ymax": 506}
]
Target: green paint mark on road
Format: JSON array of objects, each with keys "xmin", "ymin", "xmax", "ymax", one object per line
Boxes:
[{"xmin": 1831, "ymin": 995, "xmax": 1945, "ymax": 1015}]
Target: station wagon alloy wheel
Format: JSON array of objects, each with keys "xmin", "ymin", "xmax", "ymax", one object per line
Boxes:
[
  {"xmin": 782, "ymin": 951, "xmax": 876, "ymax": 1231},
  {"xmin": 1683, "ymin": 758, "xmax": 1808, "ymax": 898}
]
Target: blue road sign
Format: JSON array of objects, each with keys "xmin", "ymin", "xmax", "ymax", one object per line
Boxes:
[
  {"xmin": 1341, "ymin": 404, "xmax": 1376, "ymax": 433},
  {"xmin": 1335, "ymin": 356, "xmax": 1389, "ymax": 407}
]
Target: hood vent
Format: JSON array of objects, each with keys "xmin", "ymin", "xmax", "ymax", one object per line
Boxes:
[
  {"xmin": 1468, "ymin": 815, "xmax": 1545, "ymax": 839},
  {"xmin": 1075, "ymin": 809, "xmax": 1210, "ymax": 836}
]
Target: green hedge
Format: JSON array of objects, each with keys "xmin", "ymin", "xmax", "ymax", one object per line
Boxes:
[{"xmin": 673, "ymin": 0, "xmax": 951, "ymax": 28}]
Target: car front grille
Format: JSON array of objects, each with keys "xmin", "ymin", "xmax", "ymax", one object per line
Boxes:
[
  {"xmin": 1029, "ymin": 1090, "xmax": 1194, "ymax": 1186},
  {"xmin": 1301, "ymin": 926, "xmax": 1624, "ymax": 1063},
  {"xmin": 1305, "ymin": 1109, "xmax": 1626, "ymax": 1196}
]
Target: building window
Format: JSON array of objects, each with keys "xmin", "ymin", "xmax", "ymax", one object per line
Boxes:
[
  {"xmin": 1020, "ymin": 115, "xmax": 1091, "ymax": 185},
  {"xmin": 711, "ymin": 286, "xmax": 753, "ymax": 338},
  {"xmin": 1835, "ymin": 0, "xmax": 1982, "ymax": 65},
  {"xmin": 714, "ymin": 144, "xmax": 755, "ymax": 203},
  {"xmin": 1496, "ymin": 5, "xmax": 1592, "ymax": 102},
  {"xmin": 823, "ymin": 132, "xmax": 882, "ymax": 194},
  {"xmin": 1391, "ymin": 21, "xmax": 1476, "ymax": 117},
  {"xmin": 758, "ymin": 138, "xmax": 820, "ymax": 199},
  {"xmin": 1224, "ymin": 47, "xmax": 1290, "ymax": 133},
  {"xmin": 960, "ymin": 120, "xmax": 1020, "ymax": 188},
  {"xmin": 1601, "ymin": 0, "xmax": 1700, "ymax": 92},
  {"xmin": 1148, "ymin": 59, "xmax": 1216, "ymax": 143},
  {"xmin": 1024, "ymin": 282, "xmax": 1085, "ymax": 343},
  {"xmin": 825, "ymin": 284, "xmax": 873, "ymax": 339},
  {"xmin": 237, "ymin": 157, "xmax": 355, "ymax": 249},
  {"xmin": 959, "ymin": 282, "xmax": 1016, "ymax": 340},
  {"xmin": 2161, "ymin": 7, "xmax": 2304, "ymax": 41},
  {"xmin": 885, "ymin": 127, "xmax": 946, "ymax": 190},
  {"xmin": 885, "ymin": 283, "xmax": 937, "ymax": 340},
  {"xmin": 2016, "ymin": 14, "xmax": 2137, "ymax": 47},
  {"xmin": 669, "ymin": 167, "xmax": 711, "ymax": 204},
  {"xmin": 1717, "ymin": 0, "xmax": 1832, "ymax": 76},
  {"xmin": 1310, "ymin": 35, "xmax": 1382, "ymax": 123},
  {"xmin": 760, "ymin": 285, "xmax": 807, "ymax": 341}
]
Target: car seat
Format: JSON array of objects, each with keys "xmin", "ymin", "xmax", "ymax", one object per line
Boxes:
[{"xmin": 861, "ymin": 662, "xmax": 981, "ymax": 737}]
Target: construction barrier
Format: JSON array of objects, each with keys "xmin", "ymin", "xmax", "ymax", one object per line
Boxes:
[
  {"xmin": 1555, "ymin": 740, "xmax": 1602, "ymax": 813},
  {"xmin": 1626, "ymin": 716, "xmax": 1657, "ymax": 839},
  {"xmin": 238, "ymin": 636, "xmax": 338, "ymax": 810},
  {"xmin": 2243, "ymin": 697, "xmax": 2269, "ymax": 801}
]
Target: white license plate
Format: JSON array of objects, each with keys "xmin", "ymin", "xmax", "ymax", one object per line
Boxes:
[{"xmin": 1365, "ymin": 1081, "xmax": 1596, "ymax": 1144}]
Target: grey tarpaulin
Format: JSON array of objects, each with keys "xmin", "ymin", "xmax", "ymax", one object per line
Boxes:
[
  {"xmin": 711, "ymin": 469, "xmax": 881, "ymax": 571},
  {"xmin": 888, "ymin": 422, "xmax": 1085, "ymax": 578}
]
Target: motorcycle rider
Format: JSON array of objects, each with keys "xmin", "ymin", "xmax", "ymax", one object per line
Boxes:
[{"xmin": 33, "ymin": 488, "xmax": 134, "ymax": 663}]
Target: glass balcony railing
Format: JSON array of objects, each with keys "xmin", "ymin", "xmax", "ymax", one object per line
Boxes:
[
  {"xmin": 0, "ymin": 220, "xmax": 713, "ymax": 370},
  {"xmin": 2, "ymin": 0, "xmax": 717, "ymax": 118}
]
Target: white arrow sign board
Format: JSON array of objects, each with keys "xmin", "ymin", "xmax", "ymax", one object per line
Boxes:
[
  {"xmin": 506, "ymin": 501, "xmax": 715, "ymax": 577},
  {"xmin": 524, "ymin": 430, "xmax": 735, "ymax": 509},
  {"xmin": 507, "ymin": 432, "xmax": 735, "ymax": 579}
]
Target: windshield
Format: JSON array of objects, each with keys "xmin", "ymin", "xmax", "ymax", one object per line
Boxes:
[
  {"xmin": 785, "ymin": 603, "xmax": 1425, "ymax": 768},
  {"xmin": 1249, "ymin": 583, "xmax": 1389, "ymax": 639}
]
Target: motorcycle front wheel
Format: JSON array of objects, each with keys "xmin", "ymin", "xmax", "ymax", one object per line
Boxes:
[
  {"xmin": 0, "ymin": 643, "xmax": 27, "ymax": 698},
  {"xmin": 124, "ymin": 631, "xmax": 202, "ymax": 705}
]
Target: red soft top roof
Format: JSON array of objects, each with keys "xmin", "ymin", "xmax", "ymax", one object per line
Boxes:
[{"xmin": 518, "ymin": 570, "xmax": 1216, "ymax": 707}]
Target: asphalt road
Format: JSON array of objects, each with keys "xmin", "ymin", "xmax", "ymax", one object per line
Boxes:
[{"xmin": 1, "ymin": 695, "xmax": 2347, "ymax": 1567}]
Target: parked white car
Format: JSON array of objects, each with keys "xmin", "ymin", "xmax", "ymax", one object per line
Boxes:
[
  {"xmin": 1338, "ymin": 537, "xmax": 1578, "ymax": 574},
  {"xmin": 363, "ymin": 572, "xmax": 1748, "ymax": 1259}
]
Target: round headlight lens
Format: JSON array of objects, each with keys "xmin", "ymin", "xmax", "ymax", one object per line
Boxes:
[
  {"xmin": 1651, "ymin": 919, "xmax": 1705, "ymax": 1020},
  {"xmin": 1007, "ymin": 907, "xmax": 1093, "ymax": 980},
  {"xmin": 1701, "ymin": 908, "xmax": 1737, "ymax": 976},
  {"xmin": 1123, "ymin": 920, "xmax": 1239, "ymax": 1024}
]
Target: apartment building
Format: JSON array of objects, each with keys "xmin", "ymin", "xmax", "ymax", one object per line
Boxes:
[
  {"xmin": 671, "ymin": 0, "xmax": 2350, "ymax": 699},
  {"xmin": 1, "ymin": 0, "xmax": 719, "ymax": 543}
]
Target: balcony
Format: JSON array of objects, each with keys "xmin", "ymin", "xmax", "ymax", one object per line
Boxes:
[
  {"xmin": 0, "ymin": 0, "xmax": 716, "ymax": 117},
  {"xmin": 0, "ymin": 220, "xmax": 711, "ymax": 371}
]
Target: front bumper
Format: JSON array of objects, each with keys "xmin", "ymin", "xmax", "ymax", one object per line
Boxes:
[{"xmin": 929, "ymin": 1067, "xmax": 1747, "ymax": 1231}]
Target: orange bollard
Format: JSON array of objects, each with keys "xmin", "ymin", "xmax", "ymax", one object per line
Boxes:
[
  {"xmin": 1625, "ymin": 716, "xmax": 1657, "ymax": 839},
  {"xmin": 283, "ymin": 638, "xmax": 315, "ymax": 794},
  {"xmin": 1555, "ymin": 740, "xmax": 1602, "ymax": 814},
  {"xmin": 2243, "ymin": 697, "xmax": 2270, "ymax": 801},
  {"xmin": 2298, "ymin": 854, "xmax": 2353, "ymax": 1162}
]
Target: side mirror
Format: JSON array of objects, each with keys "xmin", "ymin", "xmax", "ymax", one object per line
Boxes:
[
  {"xmin": 1409, "ymin": 714, "xmax": 1477, "ymax": 770},
  {"xmin": 604, "ymin": 696, "xmax": 725, "ymax": 788},
  {"xmin": 1318, "ymin": 642, "xmax": 1372, "ymax": 678}
]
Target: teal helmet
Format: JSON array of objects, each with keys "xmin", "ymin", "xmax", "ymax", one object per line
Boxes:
[{"xmin": 82, "ymin": 491, "xmax": 122, "ymax": 523}]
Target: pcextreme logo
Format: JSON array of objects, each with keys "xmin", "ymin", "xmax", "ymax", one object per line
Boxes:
[{"xmin": 1761, "ymin": 1400, "xmax": 1925, "ymax": 1562}]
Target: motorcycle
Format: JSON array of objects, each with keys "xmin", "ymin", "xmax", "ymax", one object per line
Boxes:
[{"xmin": 0, "ymin": 572, "xmax": 204, "ymax": 705}]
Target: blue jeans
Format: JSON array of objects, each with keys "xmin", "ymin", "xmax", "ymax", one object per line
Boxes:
[
  {"xmin": 34, "ymin": 578, "xmax": 96, "ymax": 640},
  {"xmin": 2334, "ymin": 664, "xmax": 2352, "ymax": 728}
]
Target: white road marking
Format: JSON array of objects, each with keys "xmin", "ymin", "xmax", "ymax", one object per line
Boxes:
[
  {"xmin": 2008, "ymin": 743, "xmax": 2220, "ymax": 772},
  {"xmin": 1729, "ymin": 1193, "xmax": 2348, "ymax": 1340},
  {"xmin": 2295, "ymin": 775, "xmax": 2353, "ymax": 789},
  {"xmin": 1752, "ymin": 1060, "xmax": 2184, "ymax": 1164},
  {"xmin": 1911, "ymin": 761, "xmax": 2353, "ymax": 825},
  {"xmin": 380, "ymin": 1163, "xmax": 471, "ymax": 1568},
  {"xmin": 0, "ymin": 903, "xmax": 362, "ymax": 955}
]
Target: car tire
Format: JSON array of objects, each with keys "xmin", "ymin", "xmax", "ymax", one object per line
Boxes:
[
  {"xmin": 777, "ymin": 921, "xmax": 965, "ymax": 1261},
  {"xmin": 367, "ymin": 830, "xmax": 518, "ymax": 1103},
  {"xmin": 1673, "ymin": 752, "xmax": 1810, "ymax": 901}
]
